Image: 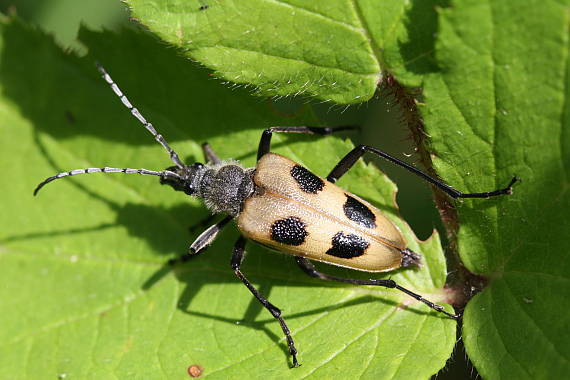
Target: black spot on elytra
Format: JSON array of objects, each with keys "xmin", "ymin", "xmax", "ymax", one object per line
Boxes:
[
  {"xmin": 343, "ymin": 195, "xmax": 376, "ymax": 228},
  {"xmin": 326, "ymin": 232, "xmax": 369, "ymax": 259},
  {"xmin": 290, "ymin": 165, "xmax": 324, "ymax": 194},
  {"xmin": 270, "ymin": 217, "xmax": 308, "ymax": 246}
]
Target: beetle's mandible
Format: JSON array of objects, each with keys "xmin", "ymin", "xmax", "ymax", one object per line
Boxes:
[{"xmin": 35, "ymin": 64, "xmax": 519, "ymax": 368}]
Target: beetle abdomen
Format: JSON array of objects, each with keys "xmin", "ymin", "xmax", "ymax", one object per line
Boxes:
[{"xmin": 237, "ymin": 153, "xmax": 406, "ymax": 272}]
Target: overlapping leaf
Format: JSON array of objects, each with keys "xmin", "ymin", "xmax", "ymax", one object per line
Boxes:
[
  {"xmin": 126, "ymin": 0, "xmax": 441, "ymax": 104},
  {"xmin": 421, "ymin": 0, "xmax": 570, "ymax": 378}
]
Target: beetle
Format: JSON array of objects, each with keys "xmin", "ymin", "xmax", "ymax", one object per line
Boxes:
[{"xmin": 35, "ymin": 64, "xmax": 518, "ymax": 367}]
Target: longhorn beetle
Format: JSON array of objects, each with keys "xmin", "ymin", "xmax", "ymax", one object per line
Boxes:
[{"xmin": 35, "ymin": 64, "xmax": 519, "ymax": 367}]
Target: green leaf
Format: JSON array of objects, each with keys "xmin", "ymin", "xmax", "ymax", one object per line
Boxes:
[
  {"xmin": 0, "ymin": 18, "xmax": 454, "ymax": 380},
  {"xmin": 423, "ymin": 0, "xmax": 570, "ymax": 378},
  {"xmin": 125, "ymin": 0, "xmax": 443, "ymax": 104}
]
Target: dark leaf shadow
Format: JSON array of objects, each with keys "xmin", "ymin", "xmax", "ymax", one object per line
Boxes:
[
  {"xmin": 0, "ymin": 19, "xmax": 317, "ymax": 155},
  {"xmin": 398, "ymin": 0, "xmax": 450, "ymax": 76},
  {"xmin": 141, "ymin": 250, "xmax": 454, "ymax": 364}
]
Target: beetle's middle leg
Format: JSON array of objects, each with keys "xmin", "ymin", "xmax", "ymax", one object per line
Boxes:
[
  {"xmin": 295, "ymin": 257, "xmax": 459, "ymax": 319},
  {"xmin": 231, "ymin": 235, "xmax": 301, "ymax": 368}
]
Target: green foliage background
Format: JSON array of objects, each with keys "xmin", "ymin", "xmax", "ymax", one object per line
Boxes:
[{"xmin": 0, "ymin": 0, "xmax": 568, "ymax": 379}]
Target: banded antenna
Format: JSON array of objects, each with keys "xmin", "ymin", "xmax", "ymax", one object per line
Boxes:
[
  {"xmin": 34, "ymin": 63, "xmax": 185, "ymax": 195},
  {"xmin": 96, "ymin": 63, "xmax": 184, "ymax": 168}
]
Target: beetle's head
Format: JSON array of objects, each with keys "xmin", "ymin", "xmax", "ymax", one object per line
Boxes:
[{"xmin": 160, "ymin": 163, "xmax": 206, "ymax": 196}]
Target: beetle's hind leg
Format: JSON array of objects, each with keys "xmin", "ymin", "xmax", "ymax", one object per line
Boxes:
[
  {"xmin": 326, "ymin": 144, "xmax": 519, "ymax": 199},
  {"xmin": 295, "ymin": 257, "xmax": 459, "ymax": 320},
  {"xmin": 257, "ymin": 125, "xmax": 358, "ymax": 160},
  {"xmin": 232, "ymin": 235, "xmax": 301, "ymax": 368}
]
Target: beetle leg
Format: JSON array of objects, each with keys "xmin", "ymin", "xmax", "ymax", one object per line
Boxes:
[
  {"xmin": 201, "ymin": 142, "xmax": 221, "ymax": 165},
  {"xmin": 189, "ymin": 215, "xmax": 233, "ymax": 254},
  {"xmin": 188, "ymin": 214, "xmax": 217, "ymax": 233},
  {"xmin": 326, "ymin": 145, "xmax": 519, "ymax": 198},
  {"xmin": 231, "ymin": 235, "xmax": 301, "ymax": 368},
  {"xmin": 257, "ymin": 125, "xmax": 358, "ymax": 161},
  {"xmin": 295, "ymin": 257, "xmax": 460, "ymax": 320},
  {"xmin": 169, "ymin": 216, "xmax": 232, "ymax": 265}
]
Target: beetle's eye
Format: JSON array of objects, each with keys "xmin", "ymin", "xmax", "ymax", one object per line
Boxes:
[{"xmin": 184, "ymin": 183, "xmax": 196, "ymax": 195}]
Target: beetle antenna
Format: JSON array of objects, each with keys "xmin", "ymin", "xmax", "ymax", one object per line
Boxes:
[
  {"xmin": 96, "ymin": 62, "xmax": 185, "ymax": 169},
  {"xmin": 33, "ymin": 167, "xmax": 178, "ymax": 196}
]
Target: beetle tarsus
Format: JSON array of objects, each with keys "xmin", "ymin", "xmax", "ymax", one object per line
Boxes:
[
  {"xmin": 291, "ymin": 355, "xmax": 301, "ymax": 368},
  {"xmin": 505, "ymin": 176, "xmax": 520, "ymax": 195},
  {"xmin": 455, "ymin": 175, "xmax": 521, "ymax": 199}
]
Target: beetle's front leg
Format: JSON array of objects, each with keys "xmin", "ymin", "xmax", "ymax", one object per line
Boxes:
[
  {"xmin": 257, "ymin": 125, "xmax": 358, "ymax": 160},
  {"xmin": 169, "ymin": 215, "xmax": 232, "ymax": 265}
]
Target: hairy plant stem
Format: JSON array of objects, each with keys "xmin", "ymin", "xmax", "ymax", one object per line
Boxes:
[{"xmin": 379, "ymin": 73, "xmax": 488, "ymax": 310}]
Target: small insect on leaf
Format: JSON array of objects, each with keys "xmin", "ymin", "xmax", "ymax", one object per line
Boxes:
[{"xmin": 187, "ymin": 364, "xmax": 203, "ymax": 378}]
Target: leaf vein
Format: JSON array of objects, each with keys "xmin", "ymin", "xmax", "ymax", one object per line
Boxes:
[
  {"xmin": 2, "ymin": 290, "xmax": 142, "ymax": 348},
  {"xmin": 389, "ymin": 314, "xmax": 428, "ymax": 379},
  {"xmin": 267, "ymin": 0, "xmax": 363, "ymax": 33},
  {"xmin": 489, "ymin": 289, "xmax": 534, "ymax": 379},
  {"xmin": 303, "ymin": 306, "xmax": 398, "ymax": 377},
  {"xmin": 559, "ymin": 5, "xmax": 570, "ymax": 184},
  {"xmin": 502, "ymin": 279, "xmax": 568, "ymax": 363},
  {"xmin": 156, "ymin": 281, "xmax": 179, "ymax": 379},
  {"xmin": 350, "ymin": 0, "xmax": 384, "ymax": 71},
  {"xmin": 441, "ymin": 76, "xmax": 492, "ymax": 148}
]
